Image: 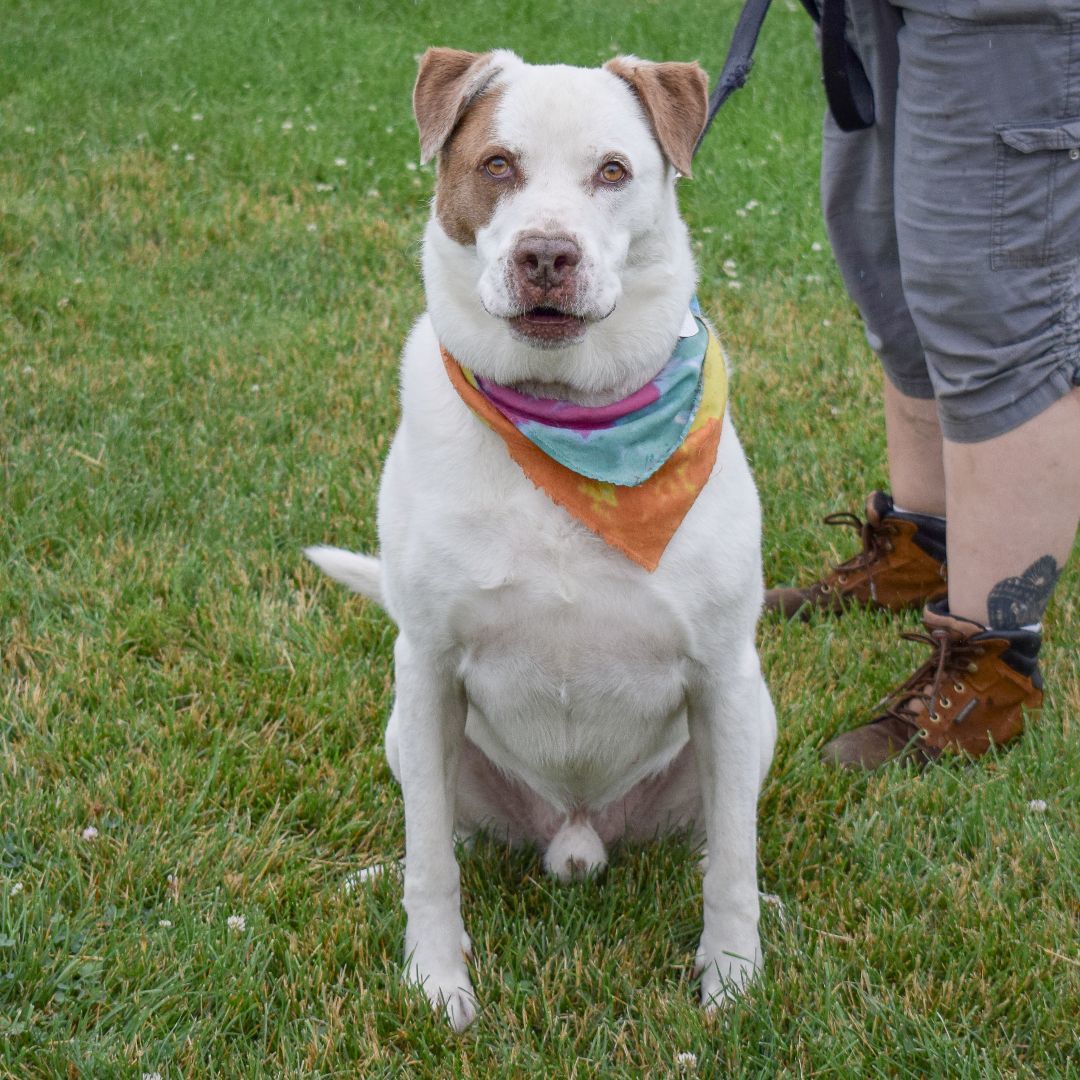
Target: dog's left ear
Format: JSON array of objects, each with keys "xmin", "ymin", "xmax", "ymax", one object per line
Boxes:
[
  {"xmin": 414, "ymin": 47, "xmax": 502, "ymax": 165},
  {"xmin": 603, "ymin": 57, "xmax": 709, "ymax": 178}
]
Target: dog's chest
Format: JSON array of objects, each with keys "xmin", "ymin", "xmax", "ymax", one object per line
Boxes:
[
  {"xmin": 455, "ymin": 555, "xmax": 687, "ymax": 715},
  {"xmin": 436, "ymin": 505, "xmax": 692, "ymax": 799}
]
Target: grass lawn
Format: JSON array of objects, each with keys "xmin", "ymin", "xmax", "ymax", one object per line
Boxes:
[{"xmin": 2, "ymin": 0, "xmax": 1077, "ymax": 1075}]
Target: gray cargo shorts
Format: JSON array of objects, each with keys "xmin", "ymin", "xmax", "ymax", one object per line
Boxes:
[{"xmin": 821, "ymin": 0, "xmax": 1080, "ymax": 442}]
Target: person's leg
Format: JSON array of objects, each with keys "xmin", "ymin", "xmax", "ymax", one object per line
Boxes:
[
  {"xmin": 822, "ymin": 5, "xmax": 1080, "ymax": 768},
  {"xmin": 946, "ymin": 390, "xmax": 1080, "ymax": 628},
  {"xmin": 883, "ymin": 379, "xmax": 945, "ymax": 518},
  {"xmin": 820, "ymin": 2, "xmax": 928, "ymax": 406},
  {"xmin": 766, "ymin": 0, "xmax": 951, "ymax": 618},
  {"xmin": 890, "ymin": 5, "xmax": 1080, "ymax": 628},
  {"xmin": 765, "ymin": 377, "xmax": 950, "ymax": 620}
]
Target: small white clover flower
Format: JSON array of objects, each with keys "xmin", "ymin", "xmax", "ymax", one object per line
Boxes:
[
  {"xmin": 81, "ymin": 825, "xmax": 99, "ymax": 841},
  {"xmin": 158, "ymin": 919, "xmax": 172, "ymax": 928},
  {"xmin": 227, "ymin": 913, "xmax": 246, "ymax": 933},
  {"xmin": 305, "ymin": 223, "xmax": 317, "ymax": 233},
  {"xmin": 9, "ymin": 882, "xmax": 23, "ymax": 897},
  {"xmin": 744, "ymin": 199, "xmax": 759, "ymax": 211},
  {"xmin": 306, "ymin": 123, "xmax": 318, "ymax": 132},
  {"xmin": 811, "ymin": 241, "xmax": 823, "ymax": 252},
  {"xmin": 1028, "ymin": 799, "xmax": 1048, "ymax": 813},
  {"xmin": 334, "ymin": 157, "xmax": 347, "ymax": 167},
  {"xmin": 315, "ymin": 182, "xmax": 333, "ymax": 192},
  {"xmin": 191, "ymin": 112, "xmax": 203, "ymax": 122},
  {"xmin": 185, "ymin": 153, "xmax": 195, "ymax": 162},
  {"xmin": 142, "ymin": 1072, "xmax": 163, "ymax": 1080},
  {"xmin": 170, "ymin": 143, "xmax": 180, "ymax": 152},
  {"xmin": 281, "ymin": 120, "xmax": 294, "ymax": 131},
  {"xmin": 676, "ymin": 1051, "xmax": 698, "ymax": 1070}
]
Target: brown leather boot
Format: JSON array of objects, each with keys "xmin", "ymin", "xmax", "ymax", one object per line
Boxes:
[
  {"xmin": 821, "ymin": 604, "xmax": 1043, "ymax": 769},
  {"xmin": 766, "ymin": 491, "xmax": 948, "ymax": 619}
]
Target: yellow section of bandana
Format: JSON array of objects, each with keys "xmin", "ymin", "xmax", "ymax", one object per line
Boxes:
[{"xmin": 442, "ymin": 331, "xmax": 727, "ymax": 572}]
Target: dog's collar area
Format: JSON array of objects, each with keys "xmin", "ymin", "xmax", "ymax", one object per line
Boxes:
[
  {"xmin": 441, "ymin": 310, "xmax": 728, "ymax": 570},
  {"xmin": 468, "ymin": 318, "xmax": 708, "ymax": 486}
]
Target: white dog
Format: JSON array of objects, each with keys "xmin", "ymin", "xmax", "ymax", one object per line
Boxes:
[{"xmin": 307, "ymin": 48, "xmax": 776, "ymax": 1031}]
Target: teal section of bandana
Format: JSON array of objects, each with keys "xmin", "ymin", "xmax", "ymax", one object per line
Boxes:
[{"xmin": 474, "ymin": 316, "xmax": 711, "ymax": 488}]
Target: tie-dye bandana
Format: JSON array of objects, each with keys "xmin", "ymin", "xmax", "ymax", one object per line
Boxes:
[{"xmin": 442, "ymin": 313, "xmax": 728, "ymax": 571}]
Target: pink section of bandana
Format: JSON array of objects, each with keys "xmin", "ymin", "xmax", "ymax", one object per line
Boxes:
[{"xmin": 476, "ymin": 377, "xmax": 661, "ymax": 431}]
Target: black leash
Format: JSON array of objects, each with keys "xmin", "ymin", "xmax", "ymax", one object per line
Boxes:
[
  {"xmin": 695, "ymin": 0, "xmax": 775, "ymax": 154},
  {"xmin": 695, "ymin": 0, "xmax": 874, "ymax": 158}
]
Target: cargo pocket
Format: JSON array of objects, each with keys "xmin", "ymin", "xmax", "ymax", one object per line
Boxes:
[{"xmin": 992, "ymin": 118, "xmax": 1080, "ymax": 270}]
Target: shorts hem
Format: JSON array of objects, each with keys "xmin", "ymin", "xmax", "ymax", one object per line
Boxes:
[
  {"xmin": 937, "ymin": 363, "xmax": 1080, "ymax": 443},
  {"xmin": 882, "ymin": 365, "xmax": 936, "ymax": 401}
]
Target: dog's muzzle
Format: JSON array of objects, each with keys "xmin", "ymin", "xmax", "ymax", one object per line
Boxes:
[{"xmin": 506, "ymin": 232, "xmax": 588, "ymax": 346}]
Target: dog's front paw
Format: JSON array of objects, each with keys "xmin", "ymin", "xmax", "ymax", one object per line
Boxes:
[
  {"xmin": 405, "ymin": 955, "xmax": 477, "ymax": 1031},
  {"xmin": 405, "ymin": 919, "xmax": 477, "ymax": 1031},
  {"xmin": 693, "ymin": 933, "xmax": 761, "ymax": 1012}
]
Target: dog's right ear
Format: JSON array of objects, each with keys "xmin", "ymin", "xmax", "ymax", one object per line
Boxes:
[{"xmin": 413, "ymin": 48, "xmax": 501, "ymax": 165}]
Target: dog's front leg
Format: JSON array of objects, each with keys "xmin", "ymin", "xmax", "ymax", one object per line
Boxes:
[
  {"xmin": 686, "ymin": 649, "xmax": 766, "ymax": 1011},
  {"xmin": 394, "ymin": 634, "xmax": 476, "ymax": 1031}
]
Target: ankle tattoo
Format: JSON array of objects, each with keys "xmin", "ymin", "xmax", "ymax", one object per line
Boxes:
[{"xmin": 986, "ymin": 555, "xmax": 1060, "ymax": 629}]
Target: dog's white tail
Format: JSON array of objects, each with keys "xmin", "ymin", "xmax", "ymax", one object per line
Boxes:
[{"xmin": 304, "ymin": 546, "xmax": 384, "ymax": 606}]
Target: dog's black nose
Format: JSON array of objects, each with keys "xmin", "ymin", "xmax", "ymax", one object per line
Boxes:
[{"xmin": 513, "ymin": 234, "xmax": 581, "ymax": 289}]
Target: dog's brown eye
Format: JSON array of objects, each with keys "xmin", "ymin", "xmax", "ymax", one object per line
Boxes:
[
  {"xmin": 483, "ymin": 156, "xmax": 511, "ymax": 178},
  {"xmin": 599, "ymin": 160, "xmax": 627, "ymax": 184}
]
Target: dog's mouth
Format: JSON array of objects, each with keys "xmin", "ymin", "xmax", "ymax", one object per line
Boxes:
[{"xmin": 507, "ymin": 306, "xmax": 588, "ymax": 345}]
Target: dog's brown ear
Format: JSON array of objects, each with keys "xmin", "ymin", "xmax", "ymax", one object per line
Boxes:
[
  {"xmin": 414, "ymin": 48, "xmax": 500, "ymax": 165},
  {"xmin": 603, "ymin": 57, "xmax": 709, "ymax": 178}
]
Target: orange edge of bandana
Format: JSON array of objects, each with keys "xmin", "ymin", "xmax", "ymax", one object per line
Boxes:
[{"xmin": 442, "ymin": 347, "xmax": 724, "ymax": 572}]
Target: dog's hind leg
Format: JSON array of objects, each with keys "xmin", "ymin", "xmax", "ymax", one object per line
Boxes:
[
  {"xmin": 454, "ymin": 741, "xmax": 608, "ymax": 880},
  {"xmin": 758, "ymin": 675, "xmax": 777, "ymax": 789},
  {"xmin": 598, "ymin": 742, "xmax": 703, "ymax": 847},
  {"xmin": 384, "ymin": 701, "xmax": 402, "ymax": 782},
  {"xmin": 454, "ymin": 738, "xmax": 563, "ymax": 847}
]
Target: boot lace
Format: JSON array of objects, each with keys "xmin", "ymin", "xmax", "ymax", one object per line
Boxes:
[
  {"xmin": 881, "ymin": 629, "xmax": 983, "ymax": 729},
  {"xmin": 819, "ymin": 509, "xmax": 898, "ymax": 590}
]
